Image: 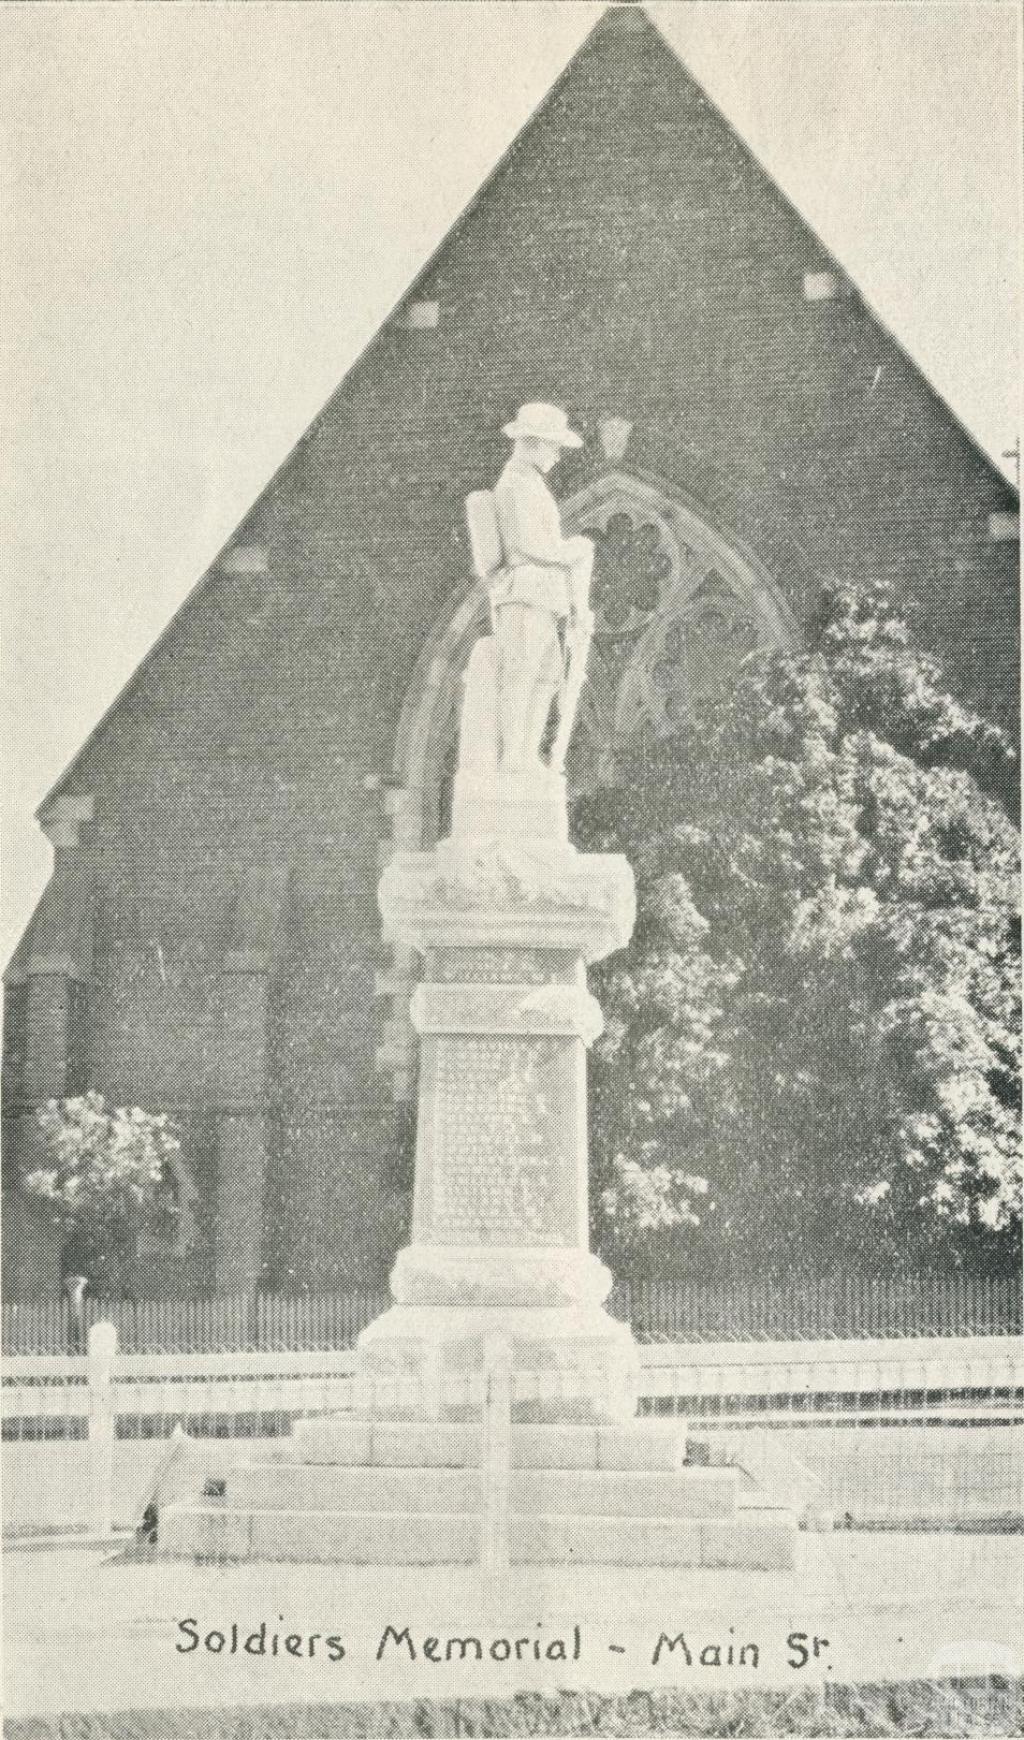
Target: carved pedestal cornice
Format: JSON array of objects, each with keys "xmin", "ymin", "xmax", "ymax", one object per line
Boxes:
[{"xmin": 379, "ymin": 846, "xmax": 635, "ymax": 965}]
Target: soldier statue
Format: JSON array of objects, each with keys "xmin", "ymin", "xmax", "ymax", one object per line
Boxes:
[{"xmin": 465, "ymin": 403, "xmax": 595, "ymax": 774}]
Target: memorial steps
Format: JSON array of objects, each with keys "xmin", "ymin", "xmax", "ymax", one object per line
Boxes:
[{"xmin": 157, "ymin": 1419, "xmax": 796, "ymax": 1569}]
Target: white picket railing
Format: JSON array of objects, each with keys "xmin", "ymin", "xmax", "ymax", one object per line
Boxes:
[
  {"xmin": 3, "ymin": 1327, "xmax": 358, "ymax": 1539},
  {"xmin": 639, "ymin": 1334, "xmax": 1023, "ymax": 1423},
  {"xmin": 3, "ymin": 1326, "xmax": 1022, "ymax": 1541}
]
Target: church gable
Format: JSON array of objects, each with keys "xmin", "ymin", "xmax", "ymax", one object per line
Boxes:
[
  {"xmin": 7, "ymin": 6, "xmax": 1017, "ymax": 1299},
  {"xmin": 40, "ymin": 5, "xmax": 1018, "ymax": 837}
]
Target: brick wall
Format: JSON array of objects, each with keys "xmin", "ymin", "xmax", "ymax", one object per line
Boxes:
[{"xmin": 5, "ymin": 9, "xmax": 1018, "ymax": 1295}]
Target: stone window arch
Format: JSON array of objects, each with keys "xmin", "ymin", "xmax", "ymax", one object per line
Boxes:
[
  {"xmin": 561, "ymin": 472, "xmax": 799, "ymax": 773},
  {"xmin": 378, "ymin": 472, "xmax": 800, "ymax": 1096}
]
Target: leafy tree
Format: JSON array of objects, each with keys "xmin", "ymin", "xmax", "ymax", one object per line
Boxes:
[
  {"xmin": 577, "ymin": 582, "xmax": 1021, "ymax": 1279},
  {"xmin": 23, "ymin": 1092, "xmax": 182, "ymax": 1292}
]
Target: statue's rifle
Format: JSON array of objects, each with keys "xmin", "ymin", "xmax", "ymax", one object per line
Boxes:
[{"xmin": 550, "ymin": 603, "xmax": 594, "ymax": 774}]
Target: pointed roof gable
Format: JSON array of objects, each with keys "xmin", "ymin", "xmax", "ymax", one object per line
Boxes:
[{"xmin": 39, "ymin": 5, "xmax": 1018, "ymax": 823}]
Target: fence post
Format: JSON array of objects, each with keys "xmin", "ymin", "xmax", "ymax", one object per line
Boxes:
[
  {"xmin": 87, "ymin": 1320, "xmax": 117, "ymax": 1537},
  {"xmin": 480, "ymin": 1334, "xmax": 512, "ymax": 1575}
]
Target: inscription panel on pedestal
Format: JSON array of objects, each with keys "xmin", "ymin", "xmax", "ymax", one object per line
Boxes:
[
  {"xmin": 429, "ymin": 948, "xmax": 577, "ymax": 985},
  {"xmin": 428, "ymin": 1036, "xmax": 575, "ymax": 1245}
]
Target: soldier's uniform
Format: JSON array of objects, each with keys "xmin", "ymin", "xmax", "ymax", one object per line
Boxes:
[
  {"xmin": 484, "ymin": 412, "xmax": 592, "ymax": 765},
  {"xmin": 491, "ymin": 454, "xmax": 572, "ymax": 735}
]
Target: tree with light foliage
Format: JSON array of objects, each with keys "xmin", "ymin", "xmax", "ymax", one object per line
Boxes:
[
  {"xmin": 24, "ymin": 1092, "xmax": 181, "ymax": 1291},
  {"xmin": 577, "ymin": 581, "xmax": 1021, "ymax": 1278}
]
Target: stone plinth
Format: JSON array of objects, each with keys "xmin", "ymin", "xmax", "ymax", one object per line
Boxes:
[
  {"xmin": 158, "ymin": 1420, "xmax": 797, "ymax": 1568},
  {"xmin": 448, "ymin": 764, "xmax": 570, "ymax": 862},
  {"xmin": 363, "ymin": 836, "xmax": 638, "ymax": 1423}
]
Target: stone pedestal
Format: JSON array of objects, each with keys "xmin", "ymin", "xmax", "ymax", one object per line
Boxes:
[{"xmin": 360, "ymin": 796, "xmax": 638, "ymax": 1423}]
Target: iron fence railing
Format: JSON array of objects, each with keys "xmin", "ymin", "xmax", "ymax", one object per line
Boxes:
[{"xmin": 3, "ymin": 1274, "xmax": 1019, "ymax": 1355}]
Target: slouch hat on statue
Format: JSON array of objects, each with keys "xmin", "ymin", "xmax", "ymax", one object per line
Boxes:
[{"xmin": 502, "ymin": 402, "xmax": 583, "ymax": 448}]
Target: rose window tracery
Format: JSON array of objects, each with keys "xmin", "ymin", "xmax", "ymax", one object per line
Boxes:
[
  {"xmin": 589, "ymin": 512, "xmax": 674, "ymax": 639},
  {"xmin": 621, "ymin": 573, "xmax": 766, "ymax": 738},
  {"xmin": 563, "ymin": 477, "xmax": 794, "ymax": 758},
  {"xmin": 554, "ymin": 502, "xmax": 683, "ymax": 792}
]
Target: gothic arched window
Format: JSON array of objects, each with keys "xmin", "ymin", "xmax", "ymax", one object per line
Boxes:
[{"xmin": 560, "ymin": 472, "xmax": 798, "ymax": 779}]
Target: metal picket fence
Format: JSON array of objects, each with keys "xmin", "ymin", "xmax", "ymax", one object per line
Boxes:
[
  {"xmin": 607, "ymin": 1273, "xmax": 1022, "ymax": 1343},
  {"xmin": 3, "ymin": 1274, "xmax": 1019, "ymax": 1354},
  {"xmin": 1, "ymin": 1290, "xmax": 392, "ymax": 1355}
]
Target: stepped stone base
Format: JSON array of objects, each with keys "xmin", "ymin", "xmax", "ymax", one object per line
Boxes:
[
  {"xmin": 160, "ymin": 1503, "xmax": 795, "ymax": 1569},
  {"xmin": 157, "ymin": 1419, "xmax": 796, "ymax": 1571},
  {"xmin": 206, "ymin": 1461, "xmax": 741, "ymax": 1520},
  {"xmin": 159, "ymin": 1505, "xmax": 481, "ymax": 1566},
  {"xmin": 516, "ymin": 1513, "xmax": 795, "ymax": 1570},
  {"xmin": 290, "ymin": 1417, "xmax": 690, "ymax": 1470}
]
